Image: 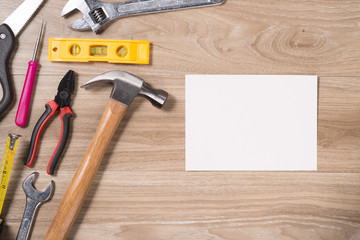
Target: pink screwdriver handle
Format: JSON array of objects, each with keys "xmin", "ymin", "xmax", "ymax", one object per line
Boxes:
[{"xmin": 15, "ymin": 60, "xmax": 39, "ymax": 127}]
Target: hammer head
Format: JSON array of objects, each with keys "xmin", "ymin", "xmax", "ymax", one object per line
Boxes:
[{"xmin": 81, "ymin": 71, "xmax": 168, "ymax": 108}]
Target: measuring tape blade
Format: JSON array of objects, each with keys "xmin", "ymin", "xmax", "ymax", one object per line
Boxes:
[{"xmin": 0, "ymin": 133, "xmax": 21, "ymax": 215}]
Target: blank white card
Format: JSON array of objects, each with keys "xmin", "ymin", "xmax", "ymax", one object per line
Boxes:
[{"xmin": 186, "ymin": 75, "xmax": 318, "ymax": 171}]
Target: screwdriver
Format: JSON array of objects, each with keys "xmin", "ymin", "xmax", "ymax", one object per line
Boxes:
[{"xmin": 15, "ymin": 21, "xmax": 44, "ymax": 127}]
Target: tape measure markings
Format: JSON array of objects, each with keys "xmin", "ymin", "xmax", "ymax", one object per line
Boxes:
[{"xmin": 0, "ymin": 133, "xmax": 21, "ymax": 215}]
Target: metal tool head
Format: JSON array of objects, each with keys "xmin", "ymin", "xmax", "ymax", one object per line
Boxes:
[
  {"xmin": 3, "ymin": 0, "xmax": 45, "ymax": 37},
  {"xmin": 54, "ymin": 70, "xmax": 75, "ymax": 108},
  {"xmin": 22, "ymin": 172, "xmax": 54, "ymax": 202},
  {"xmin": 61, "ymin": 0, "xmax": 226, "ymax": 33},
  {"xmin": 61, "ymin": 0, "xmax": 99, "ymax": 32},
  {"xmin": 61, "ymin": 0, "xmax": 89, "ymax": 17},
  {"xmin": 62, "ymin": 0, "xmax": 120, "ymax": 33},
  {"xmin": 32, "ymin": 20, "xmax": 45, "ymax": 62},
  {"xmin": 81, "ymin": 71, "xmax": 168, "ymax": 108}
]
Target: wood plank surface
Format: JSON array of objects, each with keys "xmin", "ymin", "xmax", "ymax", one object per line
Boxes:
[{"xmin": 0, "ymin": 0, "xmax": 360, "ymax": 239}]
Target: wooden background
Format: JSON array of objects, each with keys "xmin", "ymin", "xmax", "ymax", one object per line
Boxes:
[{"xmin": 1, "ymin": 0, "xmax": 360, "ymax": 239}]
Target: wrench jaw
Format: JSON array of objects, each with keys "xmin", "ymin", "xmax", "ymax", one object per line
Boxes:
[
  {"xmin": 68, "ymin": 18, "xmax": 92, "ymax": 32},
  {"xmin": 17, "ymin": 173, "xmax": 54, "ymax": 240},
  {"xmin": 68, "ymin": 8, "xmax": 112, "ymax": 33},
  {"xmin": 61, "ymin": 0, "xmax": 88, "ymax": 17},
  {"xmin": 61, "ymin": 0, "xmax": 106, "ymax": 32},
  {"xmin": 22, "ymin": 172, "xmax": 54, "ymax": 202},
  {"xmin": 61, "ymin": 0, "xmax": 95, "ymax": 31}
]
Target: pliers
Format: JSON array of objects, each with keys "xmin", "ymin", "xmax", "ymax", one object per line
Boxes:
[{"xmin": 25, "ymin": 70, "xmax": 75, "ymax": 175}]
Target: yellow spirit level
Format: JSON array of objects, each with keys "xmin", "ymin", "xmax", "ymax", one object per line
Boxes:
[{"xmin": 48, "ymin": 38, "xmax": 150, "ymax": 64}]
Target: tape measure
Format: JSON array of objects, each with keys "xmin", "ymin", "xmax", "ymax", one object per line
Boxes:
[
  {"xmin": 0, "ymin": 133, "xmax": 21, "ymax": 215},
  {"xmin": 48, "ymin": 38, "xmax": 150, "ymax": 64}
]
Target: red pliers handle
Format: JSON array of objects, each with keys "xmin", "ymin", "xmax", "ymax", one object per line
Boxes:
[{"xmin": 24, "ymin": 100, "xmax": 73, "ymax": 175}]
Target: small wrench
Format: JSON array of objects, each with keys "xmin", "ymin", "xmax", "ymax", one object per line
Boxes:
[
  {"xmin": 61, "ymin": 0, "xmax": 225, "ymax": 33},
  {"xmin": 16, "ymin": 172, "xmax": 54, "ymax": 240}
]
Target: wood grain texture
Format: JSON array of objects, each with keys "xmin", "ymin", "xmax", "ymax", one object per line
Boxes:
[{"xmin": 0, "ymin": 0, "xmax": 359, "ymax": 239}]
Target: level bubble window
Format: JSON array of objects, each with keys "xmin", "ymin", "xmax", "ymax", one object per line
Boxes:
[
  {"xmin": 69, "ymin": 44, "xmax": 81, "ymax": 56},
  {"xmin": 117, "ymin": 46, "xmax": 128, "ymax": 57},
  {"xmin": 90, "ymin": 45, "xmax": 108, "ymax": 56}
]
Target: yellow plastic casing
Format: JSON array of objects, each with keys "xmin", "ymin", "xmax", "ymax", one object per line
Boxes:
[{"xmin": 48, "ymin": 38, "xmax": 150, "ymax": 64}]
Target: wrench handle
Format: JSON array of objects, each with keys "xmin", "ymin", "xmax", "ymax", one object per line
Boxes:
[
  {"xmin": 116, "ymin": 0, "xmax": 225, "ymax": 16},
  {"xmin": 16, "ymin": 198, "xmax": 41, "ymax": 240},
  {"xmin": 45, "ymin": 99, "xmax": 127, "ymax": 240},
  {"xmin": 88, "ymin": 0, "xmax": 224, "ymax": 32}
]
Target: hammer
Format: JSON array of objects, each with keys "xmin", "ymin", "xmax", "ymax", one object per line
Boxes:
[{"xmin": 44, "ymin": 71, "xmax": 168, "ymax": 240}]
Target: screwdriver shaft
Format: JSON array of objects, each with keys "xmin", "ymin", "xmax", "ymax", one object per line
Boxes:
[{"xmin": 32, "ymin": 20, "xmax": 44, "ymax": 61}]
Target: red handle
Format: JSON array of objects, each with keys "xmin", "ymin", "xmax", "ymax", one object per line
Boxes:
[
  {"xmin": 24, "ymin": 100, "xmax": 58, "ymax": 167},
  {"xmin": 15, "ymin": 60, "xmax": 38, "ymax": 127},
  {"xmin": 47, "ymin": 107, "xmax": 73, "ymax": 175}
]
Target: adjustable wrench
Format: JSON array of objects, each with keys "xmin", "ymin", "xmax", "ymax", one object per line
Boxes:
[
  {"xmin": 16, "ymin": 172, "xmax": 54, "ymax": 240},
  {"xmin": 61, "ymin": 0, "xmax": 225, "ymax": 33}
]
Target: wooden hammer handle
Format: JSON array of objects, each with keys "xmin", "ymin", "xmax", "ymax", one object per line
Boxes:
[{"xmin": 44, "ymin": 99, "xmax": 127, "ymax": 240}]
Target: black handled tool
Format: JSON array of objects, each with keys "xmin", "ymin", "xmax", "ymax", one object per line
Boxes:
[
  {"xmin": 0, "ymin": 0, "xmax": 44, "ymax": 117},
  {"xmin": 25, "ymin": 70, "xmax": 75, "ymax": 175},
  {"xmin": 0, "ymin": 25, "xmax": 15, "ymax": 116}
]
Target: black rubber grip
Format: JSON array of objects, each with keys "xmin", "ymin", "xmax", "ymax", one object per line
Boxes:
[
  {"xmin": 0, "ymin": 218, "xmax": 3, "ymax": 236},
  {"xmin": 47, "ymin": 111, "xmax": 73, "ymax": 175},
  {"xmin": 24, "ymin": 104, "xmax": 54, "ymax": 166},
  {"xmin": 0, "ymin": 24, "xmax": 15, "ymax": 117}
]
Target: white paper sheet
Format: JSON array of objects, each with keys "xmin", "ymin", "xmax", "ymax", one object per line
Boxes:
[{"xmin": 185, "ymin": 75, "xmax": 318, "ymax": 171}]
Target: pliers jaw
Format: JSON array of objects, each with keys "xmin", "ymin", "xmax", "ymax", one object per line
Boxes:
[{"xmin": 55, "ymin": 70, "xmax": 75, "ymax": 108}]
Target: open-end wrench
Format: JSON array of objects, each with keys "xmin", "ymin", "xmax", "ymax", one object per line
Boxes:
[
  {"xmin": 16, "ymin": 172, "xmax": 54, "ymax": 240},
  {"xmin": 61, "ymin": 0, "xmax": 225, "ymax": 33}
]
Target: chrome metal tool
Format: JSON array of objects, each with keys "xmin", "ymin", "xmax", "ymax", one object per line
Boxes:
[
  {"xmin": 0, "ymin": 0, "xmax": 45, "ymax": 117},
  {"xmin": 61, "ymin": 0, "xmax": 225, "ymax": 33},
  {"xmin": 16, "ymin": 172, "xmax": 54, "ymax": 240}
]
